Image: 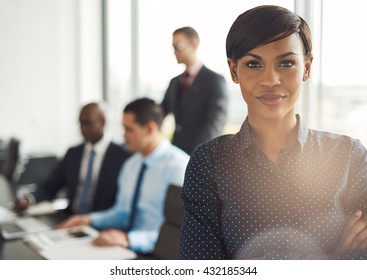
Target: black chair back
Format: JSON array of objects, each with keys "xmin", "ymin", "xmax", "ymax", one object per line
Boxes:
[
  {"xmin": 16, "ymin": 155, "xmax": 58, "ymax": 186},
  {"xmin": 1, "ymin": 138, "xmax": 20, "ymax": 183},
  {"xmin": 153, "ymin": 184, "xmax": 183, "ymax": 259}
]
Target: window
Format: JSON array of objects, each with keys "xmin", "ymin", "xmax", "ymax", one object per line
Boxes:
[
  {"xmin": 106, "ymin": 0, "xmax": 294, "ymax": 139},
  {"xmin": 314, "ymin": 0, "xmax": 367, "ymax": 146},
  {"xmin": 104, "ymin": 0, "xmax": 131, "ymax": 141},
  {"xmin": 105, "ymin": 0, "xmax": 367, "ymax": 146}
]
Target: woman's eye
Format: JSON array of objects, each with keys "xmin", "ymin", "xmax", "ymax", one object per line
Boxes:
[
  {"xmin": 246, "ymin": 61, "xmax": 261, "ymax": 68},
  {"xmin": 279, "ymin": 61, "xmax": 295, "ymax": 67}
]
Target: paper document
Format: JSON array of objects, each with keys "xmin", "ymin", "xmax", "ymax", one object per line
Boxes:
[
  {"xmin": 23, "ymin": 199, "xmax": 68, "ymax": 216},
  {"xmin": 23, "ymin": 225, "xmax": 137, "ymax": 260},
  {"xmin": 42, "ymin": 242, "xmax": 137, "ymax": 260}
]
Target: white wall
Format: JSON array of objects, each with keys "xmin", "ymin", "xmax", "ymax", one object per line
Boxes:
[{"xmin": 0, "ymin": 0, "xmax": 103, "ymax": 156}]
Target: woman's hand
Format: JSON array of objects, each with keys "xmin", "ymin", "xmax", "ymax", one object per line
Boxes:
[{"xmin": 334, "ymin": 210, "xmax": 367, "ymax": 252}]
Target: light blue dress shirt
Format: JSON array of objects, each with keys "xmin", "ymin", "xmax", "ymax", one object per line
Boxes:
[{"xmin": 90, "ymin": 139, "xmax": 189, "ymax": 253}]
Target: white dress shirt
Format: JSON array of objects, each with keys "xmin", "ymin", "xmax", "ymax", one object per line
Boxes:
[{"xmin": 71, "ymin": 135, "xmax": 110, "ymax": 212}]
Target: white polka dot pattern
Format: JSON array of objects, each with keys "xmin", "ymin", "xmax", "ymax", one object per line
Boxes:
[{"xmin": 180, "ymin": 115, "xmax": 367, "ymax": 259}]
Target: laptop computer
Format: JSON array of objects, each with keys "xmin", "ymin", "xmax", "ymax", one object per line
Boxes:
[
  {"xmin": 0, "ymin": 155, "xmax": 59, "ymax": 240},
  {"xmin": 0, "ymin": 206, "xmax": 51, "ymax": 240}
]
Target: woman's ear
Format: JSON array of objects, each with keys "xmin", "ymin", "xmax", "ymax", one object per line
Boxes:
[
  {"xmin": 303, "ymin": 54, "xmax": 313, "ymax": 81},
  {"xmin": 227, "ymin": 58, "xmax": 239, "ymax": 83}
]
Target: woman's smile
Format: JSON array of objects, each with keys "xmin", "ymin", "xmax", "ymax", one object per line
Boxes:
[{"xmin": 256, "ymin": 93, "xmax": 286, "ymax": 106}]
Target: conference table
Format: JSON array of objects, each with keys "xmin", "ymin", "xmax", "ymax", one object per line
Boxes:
[
  {"xmin": 0, "ymin": 175, "xmax": 69, "ymax": 259},
  {"xmin": 0, "ymin": 175, "xmax": 150, "ymax": 260}
]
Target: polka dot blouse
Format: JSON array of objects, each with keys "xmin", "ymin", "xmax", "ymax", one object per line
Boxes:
[{"xmin": 180, "ymin": 115, "xmax": 367, "ymax": 259}]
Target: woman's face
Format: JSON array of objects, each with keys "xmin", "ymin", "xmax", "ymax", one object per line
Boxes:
[{"xmin": 228, "ymin": 34, "xmax": 312, "ymax": 122}]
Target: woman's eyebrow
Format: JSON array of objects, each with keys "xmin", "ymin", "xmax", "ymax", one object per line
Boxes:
[
  {"xmin": 244, "ymin": 51, "xmax": 298, "ymax": 60},
  {"xmin": 244, "ymin": 53, "xmax": 262, "ymax": 60},
  {"xmin": 276, "ymin": 52, "xmax": 298, "ymax": 59}
]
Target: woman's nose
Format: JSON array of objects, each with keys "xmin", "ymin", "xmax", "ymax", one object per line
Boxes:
[{"xmin": 259, "ymin": 67, "xmax": 281, "ymax": 87}]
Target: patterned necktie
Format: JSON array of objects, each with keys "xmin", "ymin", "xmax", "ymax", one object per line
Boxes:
[
  {"xmin": 126, "ymin": 162, "xmax": 147, "ymax": 231},
  {"xmin": 179, "ymin": 71, "xmax": 190, "ymax": 94},
  {"xmin": 78, "ymin": 149, "xmax": 96, "ymax": 213}
]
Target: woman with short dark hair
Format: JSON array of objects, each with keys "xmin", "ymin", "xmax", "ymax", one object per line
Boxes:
[{"xmin": 180, "ymin": 5, "xmax": 367, "ymax": 260}]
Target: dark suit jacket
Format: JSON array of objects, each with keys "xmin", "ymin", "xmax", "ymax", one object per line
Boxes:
[
  {"xmin": 161, "ymin": 65, "xmax": 228, "ymax": 155},
  {"xmin": 33, "ymin": 142, "xmax": 130, "ymax": 213}
]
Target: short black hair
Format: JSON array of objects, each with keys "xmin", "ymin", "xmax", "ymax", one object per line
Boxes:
[
  {"xmin": 123, "ymin": 98, "xmax": 164, "ymax": 128},
  {"xmin": 226, "ymin": 5, "xmax": 312, "ymax": 61}
]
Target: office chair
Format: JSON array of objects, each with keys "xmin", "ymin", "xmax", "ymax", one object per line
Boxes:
[
  {"xmin": 0, "ymin": 138, "xmax": 20, "ymax": 183},
  {"xmin": 16, "ymin": 155, "xmax": 58, "ymax": 187},
  {"xmin": 152, "ymin": 184, "xmax": 184, "ymax": 259}
]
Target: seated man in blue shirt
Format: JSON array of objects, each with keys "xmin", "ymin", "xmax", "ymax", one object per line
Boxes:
[{"xmin": 59, "ymin": 98, "xmax": 189, "ymax": 254}]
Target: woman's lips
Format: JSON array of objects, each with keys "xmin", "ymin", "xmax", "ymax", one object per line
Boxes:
[{"xmin": 257, "ymin": 93, "xmax": 285, "ymax": 106}]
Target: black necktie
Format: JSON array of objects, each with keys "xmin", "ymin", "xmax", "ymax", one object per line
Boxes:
[{"xmin": 126, "ymin": 162, "xmax": 147, "ymax": 231}]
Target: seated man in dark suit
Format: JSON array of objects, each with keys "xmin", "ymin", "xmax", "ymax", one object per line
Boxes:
[{"xmin": 13, "ymin": 102, "xmax": 131, "ymax": 214}]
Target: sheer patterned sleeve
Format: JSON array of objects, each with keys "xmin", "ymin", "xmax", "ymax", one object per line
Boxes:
[{"xmin": 180, "ymin": 144, "xmax": 226, "ymax": 259}]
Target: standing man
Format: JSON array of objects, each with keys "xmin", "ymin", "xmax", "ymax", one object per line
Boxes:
[
  {"xmin": 161, "ymin": 26, "xmax": 228, "ymax": 155},
  {"xmin": 13, "ymin": 102, "xmax": 131, "ymax": 214},
  {"xmin": 59, "ymin": 98, "xmax": 189, "ymax": 254}
]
